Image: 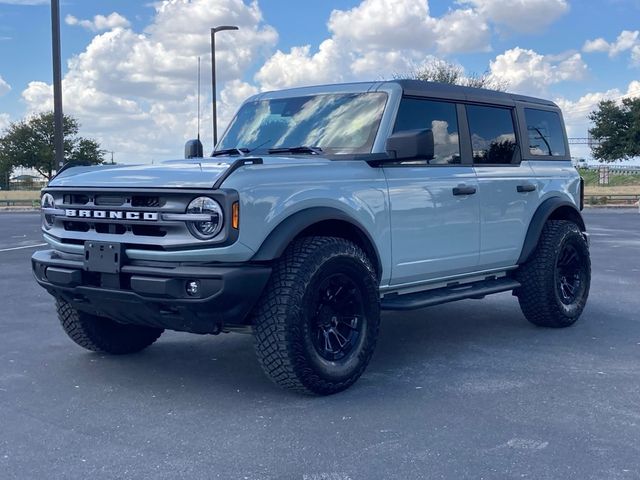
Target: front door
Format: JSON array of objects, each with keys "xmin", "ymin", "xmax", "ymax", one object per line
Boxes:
[{"xmin": 384, "ymin": 98, "xmax": 480, "ymax": 286}]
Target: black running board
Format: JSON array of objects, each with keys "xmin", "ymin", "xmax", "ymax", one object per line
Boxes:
[{"xmin": 381, "ymin": 277, "xmax": 521, "ymax": 311}]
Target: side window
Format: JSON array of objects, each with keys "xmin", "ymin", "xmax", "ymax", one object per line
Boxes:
[
  {"xmin": 525, "ymin": 108, "xmax": 567, "ymax": 157},
  {"xmin": 466, "ymin": 105, "xmax": 517, "ymax": 165},
  {"xmin": 393, "ymin": 98, "xmax": 461, "ymax": 165}
]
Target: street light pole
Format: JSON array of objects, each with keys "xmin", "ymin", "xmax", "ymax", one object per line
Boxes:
[
  {"xmin": 51, "ymin": 0, "xmax": 64, "ymax": 170},
  {"xmin": 210, "ymin": 25, "xmax": 238, "ymax": 150}
]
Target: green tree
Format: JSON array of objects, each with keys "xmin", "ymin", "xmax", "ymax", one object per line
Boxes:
[
  {"xmin": 589, "ymin": 98, "xmax": 640, "ymax": 162},
  {"xmin": 69, "ymin": 138, "xmax": 104, "ymax": 165},
  {"xmin": 398, "ymin": 59, "xmax": 508, "ymax": 92},
  {"xmin": 0, "ymin": 112, "xmax": 105, "ymax": 179}
]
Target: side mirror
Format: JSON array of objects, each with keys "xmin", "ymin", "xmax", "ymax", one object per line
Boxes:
[
  {"xmin": 184, "ymin": 138, "xmax": 204, "ymax": 159},
  {"xmin": 385, "ymin": 129, "xmax": 434, "ymax": 161}
]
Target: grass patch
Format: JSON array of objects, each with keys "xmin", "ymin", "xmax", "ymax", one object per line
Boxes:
[
  {"xmin": 0, "ymin": 190, "xmax": 42, "ymax": 201},
  {"xmin": 579, "ymin": 168, "xmax": 640, "ymax": 187}
]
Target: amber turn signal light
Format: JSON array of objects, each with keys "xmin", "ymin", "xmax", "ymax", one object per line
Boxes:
[{"xmin": 232, "ymin": 201, "xmax": 239, "ymax": 229}]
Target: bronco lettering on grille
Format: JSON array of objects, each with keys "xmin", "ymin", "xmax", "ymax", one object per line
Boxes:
[{"xmin": 65, "ymin": 209, "xmax": 158, "ymax": 221}]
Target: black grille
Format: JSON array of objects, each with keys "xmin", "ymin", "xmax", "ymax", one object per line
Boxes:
[
  {"xmin": 95, "ymin": 223, "xmax": 127, "ymax": 235},
  {"xmin": 131, "ymin": 225, "xmax": 166, "ymax": 237},
  {"xmin": 63, "ymin": 194, "xmax": 90, "ymax": 205},
  {"xmin": 132, "ymin": 195, "xmax": 162, "ymax": 207},
  {"xmin": 64, "ymin": 221, "xmax": 90, "ymax": 232},
  {"xmin": 95, "ymin": 195, "xmax": 126, "ymax": 206}
]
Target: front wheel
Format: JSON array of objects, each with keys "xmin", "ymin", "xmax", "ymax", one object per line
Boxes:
[
  {"xmin": 516, "ymin": 220, "xmax": 591, "ymax": 328},
  {"xmin": 252, "ymin": 236, "xmax": 380, "ymax": 395},
  {"xmin": 56, "ymin": 299, "xmax": 163, "ymax": 354}
]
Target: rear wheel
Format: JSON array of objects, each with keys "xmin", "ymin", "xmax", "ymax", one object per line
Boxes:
[
  {"xmin": 516, "ymin": 220, "xmax": 591, "ymax": 328},
  {"xmin": 252, "ymin": 236, "xmax": 380, "ymax": 395},
  {"xmin": 56, "ymin": 299, "xmax": 163, "ymax": 354}
]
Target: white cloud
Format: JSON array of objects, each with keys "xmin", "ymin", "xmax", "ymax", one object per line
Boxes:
[
  {"xmin": 328, "ymin": 0, "xmax": 438, "ymax": 52},
  {"xmin": 434, "ymin": 8, "xmax": 491, "ymax": 54},
  {"xmin": 632, "ymin": 45, "xmax": 640, "ymax": 64},
  {"xmin": 0, "ymin": 75, "xmax": 10, "ymax": 96},
  {"xmin": 351, "ymin": 51, "xmax": 426, "ymax": 78},
  {"xmin": 21, "ymin": 0, "xmax": 278, "ymax": 161},
  {"xmin": 583, "ymin": 30, "xmax": 640, "ymax": 65},
  {"xmin": 255, "ymin": 40, "xmax": 345, "ymax": 91},
  {"xmin": 0, "ymin": 113, "xmax": 10, "ymax": 132},
  {"xmin": 255, "ymin": 0, "xmax": 494, "ymax": 92},
  {"xmin": 327, "ymin": 0, "xmax": 491, "ymax": 54},
  {"xmin": 488, "ymin": 47, "xmax": 587, "ymax": 96},
  {"xmin": 461, "ymin": 0, "xmax": 569, "ymax": 33},
  {"xmin": 582, "ymin": 38, "xmax": 610, "ymax": 53},
  {"xmin": 65, "ymin": 13, "xmax": 131, "ymax": 32}
]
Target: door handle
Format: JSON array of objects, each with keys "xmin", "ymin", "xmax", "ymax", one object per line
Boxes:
[
  {"xmin": 452, "ymin": 185, "xmax": 477, "ymax": 196},
  {"xmin": 516, "ymin": 183, "xmax": 537, "ymax": 193}
]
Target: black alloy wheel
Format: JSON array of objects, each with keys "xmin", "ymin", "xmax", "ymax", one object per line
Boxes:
[
  {"xmin": 555, "ymin": 243, "xmax": 586, "ymax": 305},
  {"xmin": 310, "ymin": 273, "xmax": 365, "ymax": 362}
]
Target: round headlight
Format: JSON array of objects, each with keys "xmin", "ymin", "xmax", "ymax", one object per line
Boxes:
[
  {"xmin": 41, "ymin": 193, "xmax": 55, "ymax": 208},
  {"xmin": 41, "ymin": 193, "xmax": 55, "ymax": 228},
  {"xmin": 186, "ymin": 196, "xmax": 223, "ymax": 239}
]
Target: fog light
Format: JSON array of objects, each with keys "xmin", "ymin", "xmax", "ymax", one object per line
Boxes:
[{"xmin": 186, "ymin": 280, "xmax": 200, "ymax": 296}]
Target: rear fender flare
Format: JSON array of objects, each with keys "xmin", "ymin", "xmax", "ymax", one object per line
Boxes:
[{"xmin": 517, "ymin": 197, "xmax": 585, "ymax": 265}]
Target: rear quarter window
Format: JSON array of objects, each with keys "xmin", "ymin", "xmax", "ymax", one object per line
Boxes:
[{"xmin": 525, "ymin": 108, "xmax": 567, "ymax": 157}]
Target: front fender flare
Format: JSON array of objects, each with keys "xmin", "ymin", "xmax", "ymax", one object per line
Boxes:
[{"xmin": 251, "ymin": 207, "xmax": 382, "ymax": 275}]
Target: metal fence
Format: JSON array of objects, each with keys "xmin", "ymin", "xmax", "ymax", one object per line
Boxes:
[{"xmin": 580, "ymin": 165, "xmax": 640, "ymax": 175}]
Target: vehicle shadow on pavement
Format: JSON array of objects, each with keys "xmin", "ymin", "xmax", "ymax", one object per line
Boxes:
[{"xmin": 53, "ymin": 291, "xmax": 604, "ymax": 402}]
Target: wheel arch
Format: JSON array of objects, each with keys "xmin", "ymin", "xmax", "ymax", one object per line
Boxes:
[
  {"xmin": 251, "ymin": 207, "xmax": 383, "ymax": 280},
  {"xmin": 517, "ymin": 197, "xmax": 586, "ymax": 265}
]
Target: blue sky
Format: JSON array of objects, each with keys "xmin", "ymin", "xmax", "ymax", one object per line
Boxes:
[{"xmin": 1, "ymin": 0, "xmax": 639, "ymax": 163}]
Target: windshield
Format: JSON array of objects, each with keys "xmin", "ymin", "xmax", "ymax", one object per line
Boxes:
[{"xmin": 217, "ymin": 92, "xmax": 387, "ymax": 155}]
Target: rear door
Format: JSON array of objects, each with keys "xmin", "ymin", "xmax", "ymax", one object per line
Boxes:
[
  {"xmin": 383, "ymin": 97, "xmax": 480, "ymax": 286},
  {"xmin": 466, "ymin": 104, "xmax": 538, "ymax": 269}
]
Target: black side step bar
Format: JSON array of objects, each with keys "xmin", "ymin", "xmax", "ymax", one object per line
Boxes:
[{"xmin": 381, "ymin": 277, "xmax": 521, "ymax": 311}]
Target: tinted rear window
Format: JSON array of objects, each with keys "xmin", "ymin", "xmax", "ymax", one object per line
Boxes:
[
  {"xmin": 525, "ymin": 108, "xmax": 566, "ymax": 157},
  {"xmin": 466, "ymin": 105, "xmax": 517, "ymax": 165}
]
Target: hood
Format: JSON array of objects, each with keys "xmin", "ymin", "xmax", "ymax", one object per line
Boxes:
[
  {"xmin": 48, "ymin": 159, "xmax": 236, "ymax": 189},
  {"xmin": 47, "ymin": 156, "xmax": 334, "ymax": 189}
]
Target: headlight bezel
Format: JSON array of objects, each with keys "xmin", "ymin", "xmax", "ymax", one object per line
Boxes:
[
  {"xmin": 185, "ymin": 196, "xmax": 224, "ymax": 240},
  {"xmin": 41, "ymin": 193, "xmax": 56, "ymax": 229}
]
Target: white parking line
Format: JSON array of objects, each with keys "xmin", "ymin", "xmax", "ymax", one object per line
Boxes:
[{"xmin": 0, "ymin": 243, "xmax": 47, "ymax": 253}]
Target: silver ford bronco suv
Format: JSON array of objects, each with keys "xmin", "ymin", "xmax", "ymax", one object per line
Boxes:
[{"xmin": 32, "ymin": 80, "xmax": 591, "ymax": 395}]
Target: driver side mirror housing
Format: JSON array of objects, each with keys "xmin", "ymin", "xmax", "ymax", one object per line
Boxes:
[
  {"xmin": 385, "ymin": 129, "xmax": 434, "ymax": 161},
  {"xmin": 184, "ymin": 138, "xmax": 204, "ymax": 159}
]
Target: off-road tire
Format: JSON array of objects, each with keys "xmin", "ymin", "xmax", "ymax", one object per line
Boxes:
[
  {"xmin": 252, "ymin": 236, "xmax": 380, "ymax": 395},
  {"xmin": 56, "ymin": 299, "xmax": 163, "ymax": 354},
  {"xmin": 516, "ymin": 220, "xmax": 590, "ymax": 328}
]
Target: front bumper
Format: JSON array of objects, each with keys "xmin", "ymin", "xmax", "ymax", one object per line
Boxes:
[{"xmin": 32, "ymin": 249, "xmax": 271, "ymax": 334}]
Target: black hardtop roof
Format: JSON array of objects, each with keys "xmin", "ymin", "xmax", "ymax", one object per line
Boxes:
[
  {"xmin": 391, "ymin": 79, "xmax": 558, "ymax": 108},
  {"xmin": 255, "ymin": 79, "xmax": 558, "ymax": 109}
]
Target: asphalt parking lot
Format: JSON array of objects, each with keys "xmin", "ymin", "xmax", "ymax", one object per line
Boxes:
[{"xmin": 1, "ymin": 209, "xmax": 639, "ymax": 479}]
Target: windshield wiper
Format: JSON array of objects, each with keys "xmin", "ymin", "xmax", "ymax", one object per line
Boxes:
[
  {"xmin": 268, "ymin": 146, "xmax": 322, "ymax": 155},
  {"xmin": 211, "ymin": 148, "xmax": 249, "ymax": 157}
]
